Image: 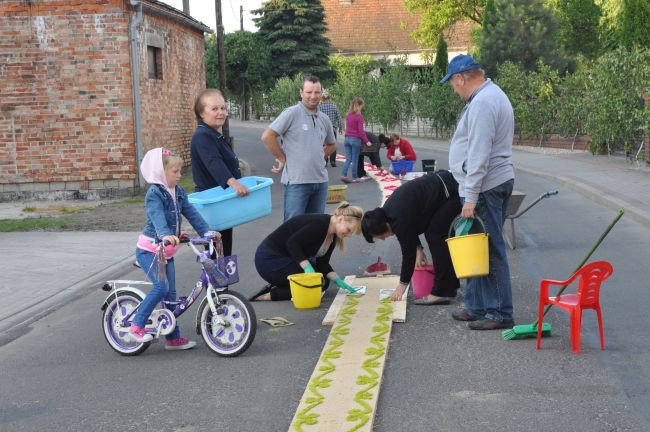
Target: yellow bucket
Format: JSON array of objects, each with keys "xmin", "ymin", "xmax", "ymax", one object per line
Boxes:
[
  {"xmin": 327, "ymin": 185, "xmax": 348, "ymax": 204},
  {"xmin": 445, "ymin": 215, "xmax": 489, "ymax": 278},
  {"xmin": 288, "ymin": 272, "xmax": 323, "ymax": 309}
]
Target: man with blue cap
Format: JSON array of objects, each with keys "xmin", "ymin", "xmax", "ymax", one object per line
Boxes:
[{"xmin": 441, "ymin": 54, "xmax": 516, "ymax": 330}]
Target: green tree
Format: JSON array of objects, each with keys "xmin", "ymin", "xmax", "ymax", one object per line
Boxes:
[
  {"xmin": 266, "ymin": 74, "xmax": 304, "ymax": 116},
  {"xmin": 433, "ymin": 35, "xmax": 449, "ymax": 79},
  {"xmin": 496, "ymin": 61, "xmax": 561, "ymax": 144},
  {"xmin": 584, "ymin": 46, "xmax": 650, "ymax": 154},
  {"xmin": 328, "ymin": 54, "xmax": 375, "ymax": 115},
  {"xmin": 556, "ymin": 0, "xmax": 602, "ymax": 58},
  {"xmin": 619, "ymin": 0, "xmax": 650, "ymax": 48},
  {"xmin": 365, "ymin": 58, "xmax": 414, "ymax": 132},
  {"xmin": 404, "ymin": 0, "xmax": 485, "ymax": 47},
  {"xmin": 478, "ymin": 0, "xmax": 568, "ymax": 78},
  {"xmin": 204, "ymin": 34, "xmax": 219, "ymax": 88},
  {"xmin": 224, "ymin": 31, "xmax": 272, "ymax": 119},
  {"xmin": 252, "ymin": 0, "xmax": 333, "ymax": 80},
  {"xmin": 555, "ymin": 67, "xmax": 590, "ymax": 148}
]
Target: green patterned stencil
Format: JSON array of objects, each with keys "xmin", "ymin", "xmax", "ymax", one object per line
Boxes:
[
  {"xmin": 346, "ymin": 299, "xmax": 393, "ymax": 431},
  {"xmin": 293, "ymin": 296, "xmax": 360, "ymax": 431}
]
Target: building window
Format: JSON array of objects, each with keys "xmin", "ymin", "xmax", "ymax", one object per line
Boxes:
[{"xmin": 147, "ymin": 46, "xmax": 162, "ymax": 79}]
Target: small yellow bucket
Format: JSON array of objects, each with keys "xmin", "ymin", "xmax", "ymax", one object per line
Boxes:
[
  {"xmin": 288, "ymin": 272, "xmax": 323, "ymax": 309},
  {"xmin": 445, "ymin": 215, "xmax": 489, "ymax": 278},
  {"xmin": 327, "ymin": 185, "xmax": 348, "ymax": 204}
]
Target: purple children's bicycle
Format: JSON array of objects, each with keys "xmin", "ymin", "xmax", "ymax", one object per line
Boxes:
[{"xmin": 100, "ymin": 235, "xmax": 256, "ymax": 357}]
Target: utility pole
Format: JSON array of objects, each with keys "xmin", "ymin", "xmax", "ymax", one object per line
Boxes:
[
  {"xmin": 214, "ymin": 0, "xmax": 231, "ymax": 144},
  {"xmin": 239, "ymin": 5, "xmax": 246, "ymax": 120}
]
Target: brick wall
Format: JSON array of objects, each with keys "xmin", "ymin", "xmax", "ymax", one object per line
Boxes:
[
  {"xmin": 0, "ymin": 0, "xmax": 207, "ymax": 200},
  {"xmin": 136, "ymin": 10, "xmax": 206, "ymax": 164}
]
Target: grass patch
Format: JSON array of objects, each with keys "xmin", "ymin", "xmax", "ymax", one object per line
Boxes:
[
  {"xmin": 20, "ymin": 205, "xmax": 94, "ymax": 215},
  {"xmin": 0, "ymin": 217, "xmax": 70, "ymax": 232},
  {"xmin": 121, "ymin": 197, "xmax": 145, "ymax": 204}
]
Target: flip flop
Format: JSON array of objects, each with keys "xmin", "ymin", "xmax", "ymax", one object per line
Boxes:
[
  {"xmin": 413, "ymin": 296, "xmax": 452, "ymax": 305},
  {"xmin": 259, "ymin": 317, "xmax": 294, "ymax": 327},
  {"xmin": 249, "ymin": 284, "xmax": 273, "ymax": 301}
]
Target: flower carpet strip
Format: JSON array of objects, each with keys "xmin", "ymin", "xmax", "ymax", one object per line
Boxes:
[{"xmin": 289, "ymin": 276, "xmax": 403, "ymax": 432}]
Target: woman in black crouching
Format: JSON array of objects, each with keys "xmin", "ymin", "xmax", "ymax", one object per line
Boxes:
[
  {"xmin": 251, "ymin": 202, "xmax": 364, "ymax": 301},
  {"xmin": 361, "ymin": 171, "xmax": 462, "ymax": 304}
]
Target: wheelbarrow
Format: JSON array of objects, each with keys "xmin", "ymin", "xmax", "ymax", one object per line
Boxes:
[{"xmin": 505, "ymin": 190, "xmax": 559, "ymax": 249}]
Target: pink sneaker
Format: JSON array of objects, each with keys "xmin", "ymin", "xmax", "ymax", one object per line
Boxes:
[
  {"xmin": 165, "ymin": 337, "xmax": 197, "ymax": 351},
  {"xmin": 129, "ymin": 324, "xmax": 153, "ymax": 343}
]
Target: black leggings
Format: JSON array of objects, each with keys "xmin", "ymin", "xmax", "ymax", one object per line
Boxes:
[
  {"xmin": 254, "ymin": 244, "xmax": 330, "ymax": 301},
  {"xmin": 357, "ymin": 151, "xmax": 383, "ymax": 177},
  {"xmin": 423, "ymin": 197, "xmax": 462, "ymax": 297}
]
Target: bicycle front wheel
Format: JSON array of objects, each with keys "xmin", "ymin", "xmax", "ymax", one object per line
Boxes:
[{"xmin": 197, "ymin": 290, "xmax": 256, "ymax": 357}]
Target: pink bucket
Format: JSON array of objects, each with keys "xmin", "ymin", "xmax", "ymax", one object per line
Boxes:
[{"xmin": 411, "ymin": 265, "xmax": 435, "ymax": 299}]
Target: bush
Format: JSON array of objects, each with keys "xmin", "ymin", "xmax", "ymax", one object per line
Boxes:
[
  {"xmin": 266, "ymin": 74, "xmax": 303, "ymax": 116},
  {"xmin": 584, "ymin": 46, "xmax": 650, "ymax": 154}
]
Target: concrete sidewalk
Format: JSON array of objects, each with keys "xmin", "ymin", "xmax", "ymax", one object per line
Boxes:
[
  {"xmin": 409, "ymin": 136, "xmax": 650, "ymax": 229},
  {"xmin": 1, "ymin": 127, "xmax": 648, "ymax": 343}
]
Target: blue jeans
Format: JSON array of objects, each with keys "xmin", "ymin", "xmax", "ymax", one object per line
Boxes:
[
  {"xmin": 133, "ymin": 248, "xmax": 181, "ymax": 340},
  {"xmin": 463, "ymin": 179, "xmax": 514, "ymax": 322},
  {"xmin": 283, "ymin": 181, "xmax": 328, "ymax": 222},
  {"xmin": 342, "ymin": 136, "xmax": 362, "ymax": 179}
]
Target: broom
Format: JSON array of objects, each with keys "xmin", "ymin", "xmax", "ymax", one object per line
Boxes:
[{"xmin": 502, "ymin": 209, "xmax": 624, "ymax": 340}]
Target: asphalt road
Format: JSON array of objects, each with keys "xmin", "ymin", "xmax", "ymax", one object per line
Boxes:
[{"xmin": 1, "ymin": 121, "xmax": 648, "ymax": 431}]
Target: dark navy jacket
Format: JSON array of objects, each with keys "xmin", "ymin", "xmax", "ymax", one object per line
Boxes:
[{"xmin": 190, "ymin": 122, "xmax": 242, "ymax": 192}]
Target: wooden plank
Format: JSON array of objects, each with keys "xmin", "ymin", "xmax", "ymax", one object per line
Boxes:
[
  {"xmin": 322, "ymin": 275, "xmax": 407, "ymax": 326},
  {"xmin": 290, "ymin": 276, "xmax": 399, "ymax": 432}
]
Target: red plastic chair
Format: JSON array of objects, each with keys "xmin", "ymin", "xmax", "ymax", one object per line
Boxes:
[{"xmin": 536, "ymin": 261, "xmax": 614, "ymax": 354}]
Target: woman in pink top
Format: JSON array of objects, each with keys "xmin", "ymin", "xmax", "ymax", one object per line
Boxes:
[{"xmin": 342, "ymin": 97, "xmax": 372, "ymax": 183}]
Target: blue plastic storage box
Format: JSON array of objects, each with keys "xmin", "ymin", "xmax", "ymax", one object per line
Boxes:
[
  {"xmin": 188, "ymin": 176, "xmax": 274, "ymax": 231},
  {"xmin": 391, "ymin": 160, "xmax": 415, "ymax": 174}
]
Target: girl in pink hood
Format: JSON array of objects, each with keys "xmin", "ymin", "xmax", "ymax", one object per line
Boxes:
[{"xmin": 132, "ymin": 147, "xmax": 219, "ymax": 349}]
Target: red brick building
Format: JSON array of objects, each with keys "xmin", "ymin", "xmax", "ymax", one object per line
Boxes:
[
  {"xmin": 0, "ymin": 0, "xmax": 211, "ymax": 201},
  {"xmin": 321, "ymin": 0, "xmax": 473, "ymax": 64}
]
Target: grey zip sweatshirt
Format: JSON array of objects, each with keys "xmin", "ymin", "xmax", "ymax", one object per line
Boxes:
[{"xmin": 448, "ymin": 79, "xmax": 515, "ymax": 203}]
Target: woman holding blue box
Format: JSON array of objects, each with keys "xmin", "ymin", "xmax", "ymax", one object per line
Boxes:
[
  {"xmin": 191, "ymin": 89, "xmax": 248, "ymax": 256},
  {"xmin": 251, "ymin": 202, "xmax": 364, "ymax": 301}
]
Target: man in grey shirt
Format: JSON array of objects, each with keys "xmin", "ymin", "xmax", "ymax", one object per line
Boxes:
[
  {"xmin": 262, "ymin": 75, "xmax": 336, "ymax": 221},
  {"xmin": 441, "ymin": 54, "xmax": 516, "ymax": 330}
]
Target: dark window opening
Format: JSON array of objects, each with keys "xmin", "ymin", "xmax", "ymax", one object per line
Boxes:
[{"xmin": 147, "ymin": 46, "xmax": 162, "ymax": 79}]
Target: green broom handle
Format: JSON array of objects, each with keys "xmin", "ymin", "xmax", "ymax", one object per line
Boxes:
[{"xmin": 534, "ymin": 209, "xmax": 624, "ymax": 324}]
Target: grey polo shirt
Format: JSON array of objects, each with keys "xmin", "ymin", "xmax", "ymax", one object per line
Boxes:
[{"xmin": 269, "ymin": 102, "xmax": 335, "ymax": 185}]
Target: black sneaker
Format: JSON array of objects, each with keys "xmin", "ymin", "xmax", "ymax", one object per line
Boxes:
[
  {"xmin": 468, "ymin": 318, "xmax": 515, "ymax": 330},
  {"xmin": 451, "ymin": 309, "xmax": 480, "ymax": 322}
]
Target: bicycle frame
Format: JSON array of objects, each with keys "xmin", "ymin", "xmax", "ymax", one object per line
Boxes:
[{"xmin": 101, "ymin": 236, "xmax": 228, "ymax": 330}]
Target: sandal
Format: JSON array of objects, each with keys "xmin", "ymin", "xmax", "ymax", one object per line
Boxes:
[{"xmin": 249, "ymin": 284, "xmax": 273, "ymax": 301}]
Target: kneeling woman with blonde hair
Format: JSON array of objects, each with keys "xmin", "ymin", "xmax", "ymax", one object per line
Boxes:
[{"xmin": 251, "ymin": 202, "xmax": 363, "ymax": 301}]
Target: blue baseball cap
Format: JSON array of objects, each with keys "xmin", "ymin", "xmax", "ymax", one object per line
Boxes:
[{"xmin": 439, "ymin": 54, "xmax": 481, "ymax": 84}]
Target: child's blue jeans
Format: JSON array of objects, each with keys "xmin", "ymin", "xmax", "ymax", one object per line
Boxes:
[{"xmin": 133, "ymin": 248, "xmax": 181, "ymax": 340}]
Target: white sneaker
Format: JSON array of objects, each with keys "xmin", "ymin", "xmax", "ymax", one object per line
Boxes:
[{"xmin": 165, "ymin": 337, "xmax": 196, "ymax": 350}]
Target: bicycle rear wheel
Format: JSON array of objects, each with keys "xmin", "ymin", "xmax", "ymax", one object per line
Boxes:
[
  {"xmin": 197, "ymin": 290, "xmax": 256, "ymax": 357},
  {"xmin": 102, "ymin": 292, "xmax": 150, "ymax": 356}
]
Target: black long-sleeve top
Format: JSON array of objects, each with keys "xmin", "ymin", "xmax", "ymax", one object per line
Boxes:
[
  {"xmin": 383, "ymin": 170, "xmax": 459, "ymax": 284},
  {"xmin": 190, "ymin": 122, "xmax": 242, "ymax": 192},
  {"xmin": 261, "ymin": 214, "xmax": 336, "ymax": 275}
]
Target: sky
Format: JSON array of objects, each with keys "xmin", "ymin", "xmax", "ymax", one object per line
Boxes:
[{"xmin": 159, "ymin": 0, "xmax": 264, "ymax": 34}]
